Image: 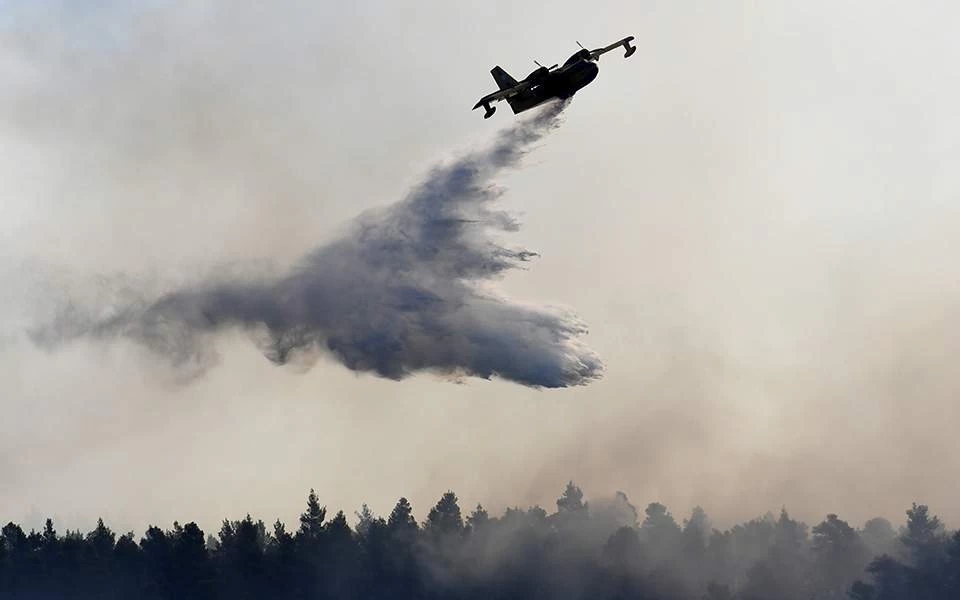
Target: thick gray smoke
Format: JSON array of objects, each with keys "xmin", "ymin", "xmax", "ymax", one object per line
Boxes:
[{"xmin": 31, "ymin": 100, "xmax": 602, "ymax": 388}]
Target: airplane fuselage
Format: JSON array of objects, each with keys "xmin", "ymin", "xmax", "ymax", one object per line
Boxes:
[{"xmin": 507, "ymin": 57, "xmax": 600, "ymax": 114}]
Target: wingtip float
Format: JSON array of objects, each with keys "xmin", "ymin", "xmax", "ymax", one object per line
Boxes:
[{"xmin": 473, "ymin": 36, "xmax": 636, "ymax": 120}]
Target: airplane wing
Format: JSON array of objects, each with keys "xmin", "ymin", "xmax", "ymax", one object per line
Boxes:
[
  {"xmin": 589, "ymin": 36, "xmax": 636, "ymax": 61},
  {"xmin": 472, "ymin": 77, "xmax": 540, "ymax": 119},
  {"xmin": 472, "ymin": 79, "xmax": 535, "ymax": 110}
]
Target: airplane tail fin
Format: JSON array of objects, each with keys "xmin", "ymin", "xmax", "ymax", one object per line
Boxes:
[{"xmin": 491, "ymin": 66, "xmax": 518, "ymax": 90}]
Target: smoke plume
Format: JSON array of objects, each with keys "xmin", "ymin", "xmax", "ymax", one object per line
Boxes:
[{"xmin": 31, "ymin": 100, "xmax": 602, "ymax": 388}]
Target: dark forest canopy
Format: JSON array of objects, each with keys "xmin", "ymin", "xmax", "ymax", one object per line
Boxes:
[{"xmin": 1, "ymin": 484, "xmax": 957, "ymax": 599}]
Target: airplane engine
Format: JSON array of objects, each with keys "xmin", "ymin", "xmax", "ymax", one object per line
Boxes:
[
  {"xmin": 623, "ymin": 39, "xmax": 636, "ymax": 57},
  {"xmin": 483, "ymin": 105, "xmax": 496, "ymax": 119}
]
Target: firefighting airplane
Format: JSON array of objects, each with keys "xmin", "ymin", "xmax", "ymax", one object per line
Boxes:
[{"xmin": 472, "ymin": 36, "xmax": 636, "ymax": 119}]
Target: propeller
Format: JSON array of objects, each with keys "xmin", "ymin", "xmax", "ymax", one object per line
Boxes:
[{"xmin": 577, "ymin": 40, "xmax": 604, "ymax": 62}]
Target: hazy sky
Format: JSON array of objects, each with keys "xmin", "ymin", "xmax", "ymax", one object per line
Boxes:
[{"xmin": 2, "ymin": 1, "xmax": 959, "ymax": 535}]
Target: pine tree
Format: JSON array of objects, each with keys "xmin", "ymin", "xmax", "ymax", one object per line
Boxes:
[
  {"xmin": 298, "ymin": 489, "xmax": 327, "ymax": 541},
  {"xmin": 811, "ymin": 514, "xmax": 867, "ymax": 599},
  {"xmin": 386, "ymin": 498, "xmax": 420, "ymax": 598},
  {"xmin": 425, "ymin": 491, "xmax": 463, "ymax": 536},
  {"xmin": 141, "ymin": 525, "xmax": 173, "ymax": 599},
  {"xmin": 640, "ymin": 502, "xmax": 682, "ymax": 560},
  {"xmin": 86, "ymin": 518, "xmax": 116, "ymax": 560},
  {"xmin": 902, "ymin": 503, "xmax": 944, "ymax": 565},
  {"xmin": 41, "ymin": 519, "xmax": 57, "ymax": 548},
  {"xmin": 557, "ymin": 481, "xmax": 587, "ymax": 514},
  {"xmin": 466, "ymin": 504, "xmax": 490, "ymax": 531},
  {"xmin": 388, "ymin": 497, "xmax": 418, "ymax": 536},
  {"xmin": 355, "ymin": 504, "xmax": 380, "ymax": 539},
  {"xmin": 327, "ymin": 511, "xmax": 353, "ymax": 542},
  {"xmin": 171, "ymin": 522, "xmax": 214, "ymax": 599}
]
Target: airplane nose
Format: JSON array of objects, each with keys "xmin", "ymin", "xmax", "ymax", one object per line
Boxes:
[{"xmin": 582, "ymin": 62, "xmax": 599, "ymax": 85}]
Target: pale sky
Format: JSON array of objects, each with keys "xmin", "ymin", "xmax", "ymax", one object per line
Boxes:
[{"xmin": 2, "ymin": 1, "xmax": 959, "ymax": 535}]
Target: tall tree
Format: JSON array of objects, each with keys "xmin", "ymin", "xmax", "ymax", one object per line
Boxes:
[
  {"xmin": 171, "ymin": 522, "xmax": 214, "ymax": 599},
  {"xmin": 298, "ymin": 488, "xmax": 327, "ymax": 542},
  {"xmin": 219, "ymin": 515, "xmax": 269, "ymax": 600},
  {"xmin": 387, "ymin": 497, "xmax": 418, "ymax": 537},
  {"xmin": 902, "ymin": 503, "xmax": 944, "ymax": 565},
  {"xmin": 264, "ymin": 520, "xmax": 298, "ymax": 600},
  {"xmin": 466, "ymin": 504, "xmax": 490, "ymax": 532},
  {"xmin": 556, "ymin": 481, "xmax": 588, "ymax": 515},
  {"xmin": 682, "ymin": 506, "xmax": 710, "ymax": 559},
  {"xmin": 1, "ymin": 522, "xmax": 30, "ymax": 597},
  {"xmin": 41, "ymin": 519, "xmax": 57, "ymax": 551},
  {"xmin": 425, "ymin": 491, "xmax": 464, "ymax": 536},
  {"xmin": 385, "ymin": 497, "xmax": 420, "ymax": 599},
  {"xmin": 113, "ymin": 532, "xmax": 143, "ymax": 599},
  {"xmin": 141, "ymin": 525, "xmax": 173, "ymax": 599},
  {"xmin": 681, "ymin": 506, "xmax": 711, "ymax": 591},
  {"xmin": 741, "ymin": 509, "xmax": 810, "ymax": 600},
  {"xmin": 640, "ymin": 502, "xmax": 682, "ymax": 561},
  {"xmin": 325, "ymin": 511, "xmax": 360, "ymax": 599},
  {"xmin": 811, "ymin": 514, "xmax": 868, "ymax": 599},
  {"xmin": 355, "ymin": 504, "xmax": 378, "ymax": 539},
  {"xmin": 87, "ymin": 517, "xmax": 116, "ymax": 560}
]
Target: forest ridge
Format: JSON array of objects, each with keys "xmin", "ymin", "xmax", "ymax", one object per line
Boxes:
[{"xmin": 1, "ymin": 483, "xmax": 956, "ymax": 599}]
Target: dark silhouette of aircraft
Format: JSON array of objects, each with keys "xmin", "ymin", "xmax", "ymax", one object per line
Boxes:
[{"xmin": 473, "ymin": 36, "xmax": 636, "ymax": 119}]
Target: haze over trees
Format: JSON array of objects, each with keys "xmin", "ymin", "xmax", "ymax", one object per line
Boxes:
[{"xmin": 1, "ymin": 484, "xmax": 957, "ymax": 599}]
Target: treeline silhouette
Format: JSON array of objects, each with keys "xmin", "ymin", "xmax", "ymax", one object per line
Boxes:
[{"xmin": 1, "ymin": 483, "xmax": 957, "ymax": 599}]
